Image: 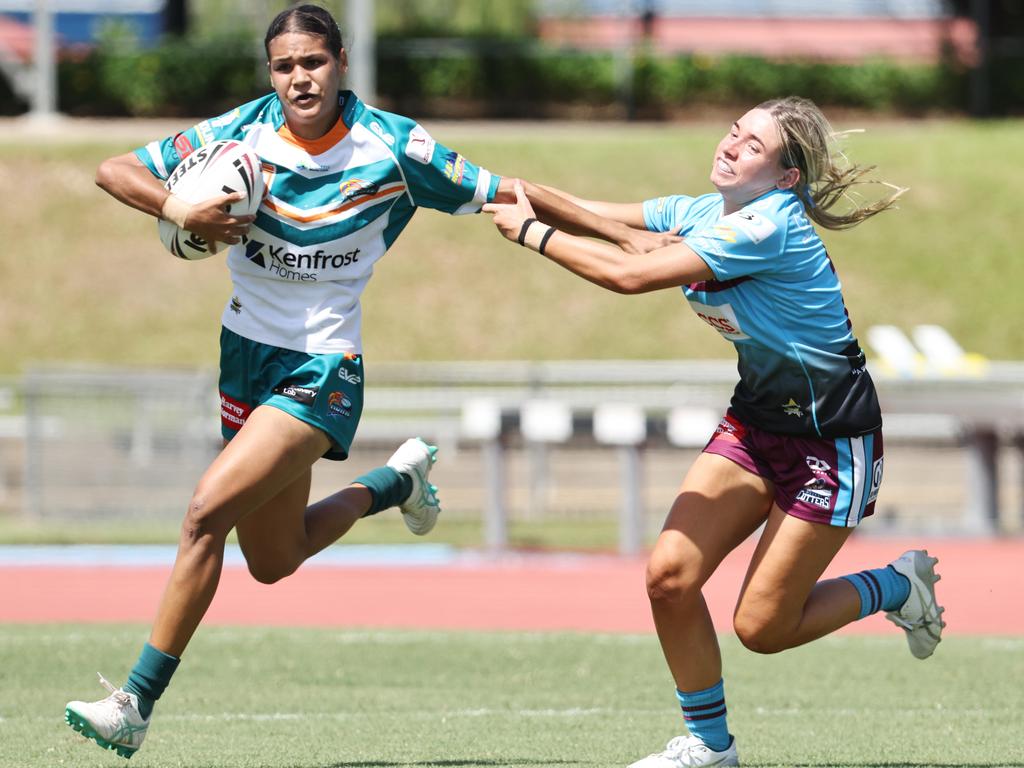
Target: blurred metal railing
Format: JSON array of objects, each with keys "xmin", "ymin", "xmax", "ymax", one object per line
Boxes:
[{"xmin": 4, "ymin": 355, "xmax": 1022, "ymax": 550}]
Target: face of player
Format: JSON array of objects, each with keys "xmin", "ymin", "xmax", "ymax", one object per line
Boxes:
[
  {"xmin": 268, "ymin": 32, "xmax": 348, "ymax": 140},
  {"xmin": 710, "ymin": 107, "xmax": 799, "ymax": 213}
]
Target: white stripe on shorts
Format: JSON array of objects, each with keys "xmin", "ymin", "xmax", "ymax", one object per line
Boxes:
[{"xmin": 832, "ymin": 435, "xmax": 869, "ymax": 528}]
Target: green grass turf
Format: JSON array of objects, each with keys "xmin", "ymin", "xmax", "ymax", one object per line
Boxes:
[
  {"xmin": 1, "ymin": 624, "xmax": 1021, "ymax": 767},
  {"xmin": 1, "ymin": 119, "xmax": 1023, "ymax": 376}
]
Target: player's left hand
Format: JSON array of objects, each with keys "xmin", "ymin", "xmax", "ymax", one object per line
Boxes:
[
  {"xmin": 617, "ymin": 226, "xmax": 683, "ymax": 255},
  {"xmin": 482, "ymin": 180, "xmax": 537, "ymax": 243}
]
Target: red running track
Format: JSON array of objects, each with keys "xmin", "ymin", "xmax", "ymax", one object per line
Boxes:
[{"xmin": 2, "ymin": 537, "xmax": 1020, "ymax": 634}]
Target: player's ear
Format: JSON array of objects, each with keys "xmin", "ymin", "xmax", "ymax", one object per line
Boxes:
[
  {"xmin": 338, "ymin": 49, "xmax": 349, "ymax": 74},
  {"xmin": 777, "ymin": 166, "xmax": 800, "ymax": 191}
]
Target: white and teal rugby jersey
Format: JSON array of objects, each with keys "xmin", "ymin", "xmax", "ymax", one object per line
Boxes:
[
  {"xmin": 136, "ymin": 91, "xmax": 500, "ymax": 354},
  {"xmin": 643, "ymin": 188, "xmax": 881, "ymax": 438}
]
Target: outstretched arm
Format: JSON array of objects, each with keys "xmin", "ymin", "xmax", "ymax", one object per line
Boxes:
[
  {"xmin": 95, "ymin": 152, "xmax": 254, "ymax": 249},
  {"xmin": 483, "ymin": 181, "xmax": 712, "ymax": 294},
  {"xmin": 491, "ymin": 177, "xmax": 679, "ymax": 255}
]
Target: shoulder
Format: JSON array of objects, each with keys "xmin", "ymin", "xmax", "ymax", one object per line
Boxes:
[
  {"xmin": 194, "ymin": 93, "xmax": 281, "ymax": 144},
  {"xmin": 724, "ymin": 190, "xmax": 803, "ymax": 246},
  {"xmin": 346, "ymin": 94, "xmax": 417, "ymax": 148},
  {"xmin": 647, "ymin": 192, "xmax": 717, "ymax": 219}
]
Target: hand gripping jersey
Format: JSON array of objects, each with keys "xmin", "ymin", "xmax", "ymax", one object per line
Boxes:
[
  {"xmin": 643, "ymin": 189, "xmax": 881, "ymax": 438},
  {"xmin": 136, "ymin": 91, "xmax": 500, "ymax": 354}
]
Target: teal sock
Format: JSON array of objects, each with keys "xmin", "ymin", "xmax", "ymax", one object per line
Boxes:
[
  {"xmin": 676, "ymin": 679, "xmax": 731, "ymax": 753},
  {"xmin": 841, "ymin": 565, "xmax": 911, "ymax": 619},
  {"xmin": 123, "ymin": 643, "xmax": 180, "ymax": 720},
  {"xmin": 354, "ymin": 466, "xmax": 412, "ymax": 517}
]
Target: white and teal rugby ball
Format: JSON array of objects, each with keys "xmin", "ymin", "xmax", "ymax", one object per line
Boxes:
[{"xmin": 158, "ymin": 139, "xmax": 265, "ymax": 260}]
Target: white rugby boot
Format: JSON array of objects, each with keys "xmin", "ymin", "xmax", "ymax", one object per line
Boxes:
[
  {"xmin": 65, "ymin": 673, "xmax": 149, "ymax": 759},
  {"xmin": 628, "ymin": 734, "xmax": 739, "ymax": 768},
  {"xmin": 885, "ymin": 549, "xmax": 946, "ymax": 659},
  {"xmin": 386, "ymin": 437, "xmax": 441, "ymax": 535}
]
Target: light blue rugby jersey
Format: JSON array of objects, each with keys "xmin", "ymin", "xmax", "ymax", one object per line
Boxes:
[
  {"xmin": 136, "ymin": 90, "xmax": 501, "ymax": 354},
  {"xmin": 643, "ymin": 188, "xmax": 880, "ymax": 438}
]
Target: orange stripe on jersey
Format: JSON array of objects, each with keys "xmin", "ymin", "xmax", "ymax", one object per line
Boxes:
[
  {"xmin": 277, "ymin": 115, "xmax": 350, "ymax": 155},
  {"xmin": 263, "ymin": 184, "xmax": 407, "ymax": 224}
]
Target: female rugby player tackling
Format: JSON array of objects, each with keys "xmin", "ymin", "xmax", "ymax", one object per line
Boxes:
[{"xmin": 485, "ymin": 96, "xmax": 946, "ymax": 768}]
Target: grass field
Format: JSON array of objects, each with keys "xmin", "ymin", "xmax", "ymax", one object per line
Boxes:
[
  {"xmin": 1, "ymin": 118, "xmax": 1022, "ymax": 376},
  {"xmin": 2, "ymin": 625, "xmax": 1021, "ymax": 768}
]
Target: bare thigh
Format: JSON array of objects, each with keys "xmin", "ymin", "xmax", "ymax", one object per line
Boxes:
[
  {"xmin": 733, "ymin": 505, "xmax": 853, "ymax": 651},
  {"xmin": 234, "ymin": 466, "xmax": 314, "ymax": 582},
  {"xmin": 651, "ymin": 452, "xmax": 775, "ymax": 589}
]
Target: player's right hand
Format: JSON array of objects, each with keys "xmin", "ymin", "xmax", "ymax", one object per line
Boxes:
[
  {"xmin": 187, "ymin": 191, "xmax": 255, "ymax": 246},
  {"xmin": 618, "ymin": 226, "xmax": 683, "ymax": 255}
]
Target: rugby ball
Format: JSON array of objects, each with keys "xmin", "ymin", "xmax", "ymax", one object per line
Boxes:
[{"xmin": 158, "ymin": 139, "xmax": 265, "ymax": 260}]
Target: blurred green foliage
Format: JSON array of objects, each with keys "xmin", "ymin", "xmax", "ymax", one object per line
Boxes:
[
  {"xmin": 4, "ymin": 1, "xmax": 1021, "ymax": 117},
  {"xmin": 55, "ymin": 32, "xmax": 971, "ymax": 118}
]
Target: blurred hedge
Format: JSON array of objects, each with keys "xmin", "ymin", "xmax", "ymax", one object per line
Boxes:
[{"xmin": 49, "ymin": 31, "xmax": 983, "ymax": 119}]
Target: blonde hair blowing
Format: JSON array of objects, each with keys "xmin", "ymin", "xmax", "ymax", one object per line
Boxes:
[{"xmin": 758, "ymin": 96, "xmax": 906, "ymax": 230}]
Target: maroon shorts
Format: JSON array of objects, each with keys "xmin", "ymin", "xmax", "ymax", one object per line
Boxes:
[{"xmin": 703, "ymin": 411, "xmax": 884, "ymax": 527}]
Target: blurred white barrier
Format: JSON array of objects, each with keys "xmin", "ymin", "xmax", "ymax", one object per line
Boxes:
[
  {"xmin": 593, "ymin": 403, "xmax": 647, "ymax": 555},
  {"xmin": 11, "ymin": 354, "xmax": 1024, "ymax": 549}
]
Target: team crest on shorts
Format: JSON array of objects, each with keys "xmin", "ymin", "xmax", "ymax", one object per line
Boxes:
[
  {"xmin": 328, "ymin": 391, "xmax": 352, "ymax": 418},
  {"xmin": 796, "ymin": 454, "xmax": 834, "ymax": 509}
]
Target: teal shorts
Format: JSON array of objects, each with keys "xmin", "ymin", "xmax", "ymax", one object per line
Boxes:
[{"xmin": 218, "ymin": 326, "xmax": 364, "ymax": 460}]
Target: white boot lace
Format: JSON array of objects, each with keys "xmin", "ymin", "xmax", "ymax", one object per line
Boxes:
[
  {"xmin": 659, "ymin": 735, "xmax": 714, "ymax": 767},
  {"xmin": 97, "ymin": 673, "xmax": 132, "ymax": 707}
]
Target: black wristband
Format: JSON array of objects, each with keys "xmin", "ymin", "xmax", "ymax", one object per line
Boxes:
[
  {"xmin": 538, "ymin": 226, "xmax": 556, "ymax": 255},
  {"xmin": 517, "ymin": 217, "xmax": 537, "ymax": 246}
]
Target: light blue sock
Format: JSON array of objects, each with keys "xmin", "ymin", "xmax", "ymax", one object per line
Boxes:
[
  {"xmin": 676, "ymin": 679, "xmax": 731, "ymax": 753},
  {"xmin": 841, "ymin": 565, "xmax": 911, "ymax": 619},
  {"xmin": 123, "ymin": 643, "xmax": 180, "ymax": 720}
]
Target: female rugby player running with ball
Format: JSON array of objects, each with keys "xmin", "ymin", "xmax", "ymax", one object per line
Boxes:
[
  {"xmin": 485, "ymin": 96, "xmax": 945, "ymax": 768},
  {"xmin": 63, "ymin": 5, "xmax": 673, "ymax": 758},
  {"xmin": 63, "ymin": 4, "xmax": 527, "ymax": 759}
]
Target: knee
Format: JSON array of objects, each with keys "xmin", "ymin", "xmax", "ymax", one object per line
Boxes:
[
  {"xmin": 180, "ymin": 486, "xmax": 233, "ymax": 550},
  {"xmin": 733, "ymin": 610, "xmax": 789, "ymax": 655},
  {"xmin": 245, "ymin": 557, "xmax": 297, "ymax": 586},
  {"xmin": 645, "ymin": 546, "xmax": 704, "ymax": 606}
]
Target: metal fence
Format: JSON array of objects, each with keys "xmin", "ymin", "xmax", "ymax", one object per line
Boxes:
[{"xmin": 2, "ymin": 356, "xmax": 1022, "ymax": 551}]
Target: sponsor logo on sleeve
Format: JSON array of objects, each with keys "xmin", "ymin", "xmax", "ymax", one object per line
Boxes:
[
  {"xmin": 711, "ymin": 224, "xmax": 737, "ymax": 243},
  {"xmin": 405, "ymin": 124, "xmax": 436, "ymax": 164},
  {"xmin": 443, "ymin": 151, "xmax": 467, "ymax": 185},
  {"xmin": 196, "ymin": 121, "xmax": 216, "ymax": 146},
  {"xmin": 722, "ymin": 210, "xmax": 777, "ymax": 244},
  {"xmin": 173, "ymin": 132, "xmax": 194, "ymax": 159},
  {"xmin": 209, "ymin": 108, "xmax": 241, "ymax": 128}
]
